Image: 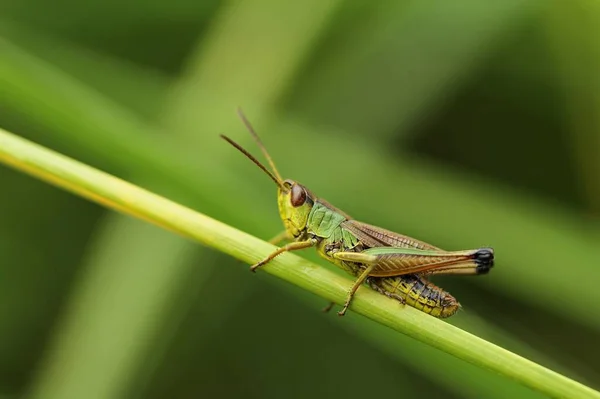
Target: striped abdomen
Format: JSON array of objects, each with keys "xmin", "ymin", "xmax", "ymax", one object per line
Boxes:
[{"xmin": 367, "ymin": 275, "xmax": 460, "ymax": 318}]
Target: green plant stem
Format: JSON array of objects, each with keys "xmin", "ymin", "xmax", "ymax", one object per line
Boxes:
[{"xmin": 0, "ymin": 128, "xmax": 597, "ymax": 399}]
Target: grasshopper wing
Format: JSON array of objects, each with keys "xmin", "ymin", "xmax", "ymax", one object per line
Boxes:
[
  {"xmin": 342, "ymin": 220, "xmax": 441, "ymax": 250},
  {"xmin": 332, "ymin": 247, "xmax": 494, "ymax": 277}
]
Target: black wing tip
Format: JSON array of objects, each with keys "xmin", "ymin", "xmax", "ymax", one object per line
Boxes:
[{"xmin": 474, "ymin": 247, "xmax": 494, "ymax": 274}]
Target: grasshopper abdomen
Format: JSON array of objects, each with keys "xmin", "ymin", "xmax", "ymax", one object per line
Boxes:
[{"xmin": 368, "ymin": 275, "xmax": 460, "ymax": 318}]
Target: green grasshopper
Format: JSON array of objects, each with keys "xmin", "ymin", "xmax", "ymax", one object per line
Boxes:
[{"xmin": 221, "ymin": 110, "xmax": 494, "ymax": 317}]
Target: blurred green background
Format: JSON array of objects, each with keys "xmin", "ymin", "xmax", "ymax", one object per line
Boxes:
[{"xmin": 0, "ymin": 0, "xmax": 599, "ymax": 398}]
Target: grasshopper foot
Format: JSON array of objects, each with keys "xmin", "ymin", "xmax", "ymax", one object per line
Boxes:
[
  {"xmin": 337, "ymin": 305, "xmax": 349, "ymax": 316},
  {"xmin": 322, "ymin": 302, "xmax": 335, "ymax": 313},
  {"xmin": 250, "ymin": 262, "xmax": 265, "ymax": 273}
]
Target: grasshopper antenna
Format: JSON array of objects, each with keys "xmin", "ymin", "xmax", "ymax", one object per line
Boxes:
[
  {"xmin": 220, "ymin": 134, "xmax": 285, "ymax": 191},
  {"xmin": 236, "ymin": 107, "xmax": 283, "ymax": 182}
]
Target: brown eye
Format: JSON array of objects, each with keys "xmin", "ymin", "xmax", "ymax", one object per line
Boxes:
[{"xmin": 290, "ymin": 184, "xmax": 307, "ymax": 207}]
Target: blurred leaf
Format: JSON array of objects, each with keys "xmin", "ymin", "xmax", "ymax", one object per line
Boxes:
[
  {"xmin": 291, "ymin": 0, "xmax": 542, "ymax": 140},
  {"xmin": 162, "ymin": 0, "xmax": 344, "ymax": 141},
  {"xmin": 0, "ymin": 21, "xmax": 171, "ymax": 120},
  {"xmin": 543, "ymin": 0, "xmax": 600, "ymax": 213},
  {"xmin": 1, "ymin": 0, "xmax": 220, "ymax": 72},
  {"xmin": 27, "ymin": 218, "xmax": 197, "ymax": 399},
  {"xmin": 0, "ymin": 166, "xmax": 104, "ymax": 394}
]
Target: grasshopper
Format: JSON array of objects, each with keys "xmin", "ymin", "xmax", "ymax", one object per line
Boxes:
[{"xmin": 221, "ymin": 110, "xmax": 494, "ymax": 317}]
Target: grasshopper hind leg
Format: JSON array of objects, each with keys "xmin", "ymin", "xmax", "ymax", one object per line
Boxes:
[
  {"xmin": 322, "ymin": 275, "xmax": 404, "ymax": 315},
  {"xmin": 338, "ymin": 263, "xmax": 376, "ymax": 316},
  {"xmin": 367, "ymin": 277, "xmax": 407, "ymax": 305}
]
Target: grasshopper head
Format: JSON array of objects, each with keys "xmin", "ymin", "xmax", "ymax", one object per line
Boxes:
[
  {"xmin": 221, "ymin": 108, "xmax": 316, "ymax": 239},
  {"xmin": 277, "ymin": 179, "xmax": 315, "ymax": 238}
]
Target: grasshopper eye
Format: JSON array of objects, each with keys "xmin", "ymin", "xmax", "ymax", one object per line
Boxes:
[{"xmin": 290, "ymin": 184, "xmax": 307, "ymax": 207}]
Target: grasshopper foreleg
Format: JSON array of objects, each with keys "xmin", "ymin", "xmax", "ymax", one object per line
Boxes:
[{"xmin": 250, "ymin": 238, "xmax": 317, "ymax": 272}]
